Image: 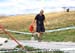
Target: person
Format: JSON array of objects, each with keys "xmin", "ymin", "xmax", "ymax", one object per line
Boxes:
[
  {"xmin": 34, "ymin": 10, "xmax": 45, "ymax": 42},
  {"xmin": 66, "ymin": 8, "xmax": 69, "ymax": 12}
]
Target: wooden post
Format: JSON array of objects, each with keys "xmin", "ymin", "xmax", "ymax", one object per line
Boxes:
[{"xmin": 0, "ymin": 25, "xmax": 25, "ymax": 50}]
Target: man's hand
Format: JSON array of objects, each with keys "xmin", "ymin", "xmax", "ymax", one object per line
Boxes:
[{"xmin": 44, "ymin": 21, "xmax": 49, "ymax": 26}]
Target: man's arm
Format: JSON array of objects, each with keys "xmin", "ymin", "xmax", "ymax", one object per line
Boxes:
[
  {"xmin": 44, "ymin": 15, "xmax": 49, "ymax": 26},
  {"xmin": 31, "ymin": 15, "xmax": 37, "ymax": 25}
]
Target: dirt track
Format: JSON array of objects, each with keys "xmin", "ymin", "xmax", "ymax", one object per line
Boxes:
[{"xmin": 1, "ymin": 40, "xmax": 75, "ymax": 50}]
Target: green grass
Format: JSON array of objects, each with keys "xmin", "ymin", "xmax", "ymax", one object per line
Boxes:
[
  {"xmin": 15, "ymin": 29, "xmax": 75, "ymax": 42},
  {"xmin": 15, "ymin": 45, "xmax": 64, "ymax": 53},
  {"xmin": 43, "ymin": 29, "xmax": 75, "ymax": 42},
  {"xmin": 0, "ymin": 29, "xmax": 75, "ymax": 42}
]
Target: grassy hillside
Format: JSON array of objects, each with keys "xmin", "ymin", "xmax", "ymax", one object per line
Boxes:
[
  {"xmin": 45, "ymin": 11, "xmax": 75, "ymax": 29},
  {"xmin": 0, "ymin": 14, "xmax": 35, "ymax": 31},
  {"xmin": 0, "ymin": 11, "xmax": 75, "ymax": 42},
  {"xmin": 0, "ymin": 11, "xmax": 75, "ymax": 32}
]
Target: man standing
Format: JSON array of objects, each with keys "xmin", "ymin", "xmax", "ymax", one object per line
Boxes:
[{"xmin": 34, "ymin": 10, "xmax": 45, "ymax": 42}]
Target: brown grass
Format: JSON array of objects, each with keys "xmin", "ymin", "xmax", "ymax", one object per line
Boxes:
[{"xmin": 0, "ymin": 11, "xmax": 75, "ymax": 32}]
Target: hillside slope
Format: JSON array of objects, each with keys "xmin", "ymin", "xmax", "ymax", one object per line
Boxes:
[{"xmin": 0, "ymin": 11, "xmax": 75, "ymax": 32}]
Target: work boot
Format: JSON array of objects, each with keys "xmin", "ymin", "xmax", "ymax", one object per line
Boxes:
[
  {"xmin": 38, "ymin": 37, "xmax": 42, "ymax": 42},
  {"xmin": 31, "ymin": 35, "xmax": 35, "ymax": 40}
]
